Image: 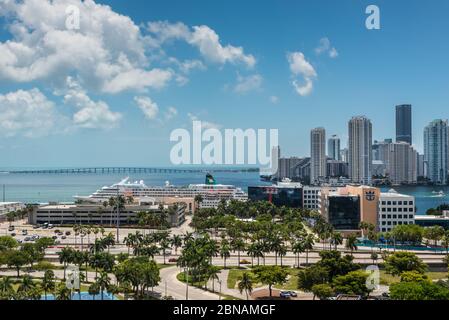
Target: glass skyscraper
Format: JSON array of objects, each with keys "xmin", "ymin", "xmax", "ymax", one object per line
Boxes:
[
  {"xmin": 424, "ymin": 119, "xmax": 448, "ymax": 185},
  {"xmin": 396, "ymin": 104, "xmax": 412, "ymax": 144}
]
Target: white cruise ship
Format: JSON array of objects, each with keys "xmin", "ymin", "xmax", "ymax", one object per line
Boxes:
[{"xmin": 74, "ymin": 175, "xmax": 247, "ymax": 208}]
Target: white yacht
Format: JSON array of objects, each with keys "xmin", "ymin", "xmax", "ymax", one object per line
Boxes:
[{"xmin": 74, "ymin": 175, "xmax": 248, "ymax": 207}]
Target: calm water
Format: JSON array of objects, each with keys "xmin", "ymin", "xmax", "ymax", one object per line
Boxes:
[
  {"xmin": 1, "ymin": 170, "xmax": 448, "ymax": 215},
  {"xmin": 0, "ymin": 170, "xmax": 269, "ymax": 204}
]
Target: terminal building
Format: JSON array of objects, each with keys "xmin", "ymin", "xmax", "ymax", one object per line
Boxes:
[
  {"xmin": 415, "ymin": 212, "xmax": 449, "ymax": 230},
  {"xmin": 30, "ymin": 199, "xmax": 186, "ymax": 227},
  {"xmin": 248, "ymin": 180, "xmax": 303, "ymax": 208}
]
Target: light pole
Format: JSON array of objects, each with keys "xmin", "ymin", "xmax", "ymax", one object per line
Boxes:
[
  {"xmin": 218, "ymin": 280, "xmax": 222, "ymax": 300},
  {"xmin": 185, "ymin": 268, "xmax": 189, "ymax": 300},
  {"xmin": 116, "ymin": 189, "xmax": 120, "ymax": 243}
]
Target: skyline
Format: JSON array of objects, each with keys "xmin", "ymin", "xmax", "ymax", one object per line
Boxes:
[{"xmin": 1, "ymin": 0, "xmax": 449, "ymax": 167}]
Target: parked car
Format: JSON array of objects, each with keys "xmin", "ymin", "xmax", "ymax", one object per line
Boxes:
[
  {"xmin": 61, "ymin": 236, "xmax": 67, "ymax": 240},
  {"xmin": 22, "ymin": 230, "xmax": 28, "ymax": 235},
  {"xmin": 286, "ymin": 291, "xmax": 297, "ymax": 297},
  {"xmin": 10, "ymin": 233, "xmax": 16, "ymax": 237},
  {"xmin": 52, "ymin": 236, "xmax": 58, "ymax": 240},
  {"xmin": 168, "ymin": 258, "xmax": 178, "ymax": 263},
  {"xmin": 280, "ymin": 291, "xmax": 291, "ymax": 298},
  {"xmin": 8, "ymin": 226, "xmax": 15, "ymax": 231},
  {"xmin": 65, "ymin": 231, "xmax": 71, "ymax": 236}
]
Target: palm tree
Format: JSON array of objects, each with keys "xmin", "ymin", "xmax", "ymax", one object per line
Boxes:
[
  {"xmin": 6, "ymin": 211, "xmax": 16, "ymax": 228},
  {"xmin": 95, "ymin": 272, "xmax": 111, "ymax": 300},
  {"xmin": 220, "ymin": 240, "xmax": 231, "ymax": 269},
  {"xmin": 55, "ymin": 282, "xmax": 71, "ymax": 300},
  {"xmin": 159, "ymin": 238, "xmax": 171, "ymax": 265},
  {"xmin": 88, "ymin": 282, "xmax": 100, "ymax": 300},
  {"xmin": 207, "ymin": 266, "xmax": 220, "ymax": 293},
  {"xmin": 232, "ymin": 238, "xmax": 245, "ymax": 268},
  {"xmin": 238, "ymin": 272, "xmax": 253, "ymax": 300},
  {"xmin": 42, "ymin": 270, "xmax": 56, "ymax": 300},
  {"xmin": 303, "ymin": 234, "xmax": 315, "ymax": 266},
  {"xmin": 292, "ymin": 240, "xmax": 304, "ymax": 268},
  {"xmin": 0, "ymin": 277, "xmax": 13, "ymax": 296},
  {"xmin": 278, "ymin": 244, "xmax": 287, "ymax": 266},
  {"xmin": 18, "ymin": 275, "xmax": 35, "ymax": 296},
  {"xmin": 171, "ymin": 235, "xmax": 182, "ymax": 255},
  {"xmin": 58, "ymin": 247, "xmax": 74, "ymax": 280},
  {"xmin": 330, "ymin": 231, "xmax": 343, "ymax": 251},
  {"xmin": 346, "ymin": 233, "xmax": 358, "ymax": 256},
  {"xmin": 194, "ymin": 194, "xmax": 203, "ymax": 210}
]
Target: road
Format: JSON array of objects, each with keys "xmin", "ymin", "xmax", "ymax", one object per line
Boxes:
[{"xmin": 154, "ymin": 266, "xmax": 220, "ymax": 300}]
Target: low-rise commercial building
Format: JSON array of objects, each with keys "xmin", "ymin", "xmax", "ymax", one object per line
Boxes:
[
  {"xmin": 415, "ymin": 213, "xmax": 449, "ymax": 230},
  {"xmin": 378, "ymin": 190, "xmax": 415, "ymax": 232},
  {"xmin": 29, "ymin": 201, "xmax": 186, "ymax": 227},
  {"xmin": 319, "ymin": 186, "xmax": 379, "ymax": 233}
]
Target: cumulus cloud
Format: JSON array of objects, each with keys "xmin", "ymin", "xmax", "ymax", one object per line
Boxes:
[
  {"xmin": 234, "ymin": 74, "xmax": 263, "ymax": 93},
  {"xmin": 134, "ymin": 96, "xmax": 159, "ymax": 120},
  {"xmin": 134, "ymin": 96, "xmax": 178, "ymax": 122},
  {"xmin": 187, "ymin": 113, "xmax": 221, "ymax": 130},
  {"xmin": 148, "ymin": 21, "xmax": 256, "ymax": 68},
  {"xmin": 63, "ymin": 77, "xmax": 122, "ymax": 129},
  {"xmin": 315, "ymin": 37, "xmax": 338, "ymax": 58},
  {"xmin": 0, "ymin": 0, "xmax": 172, "ymax": 93},
  {"xmin": 165, "ymin": 106, "xmax": 178, "ymax": 120},
  {"xmin": 0, "ymin": 88, "xmax": 62, "ymax": 137},
  {"xmin": 287, "ymin": 52, "xmax": 317, "ymax": 96}
]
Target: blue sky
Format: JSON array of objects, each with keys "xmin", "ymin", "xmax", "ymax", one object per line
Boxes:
[{"xmin": 0, "ymin": 0, "xmax": 448, "ymax": 167}]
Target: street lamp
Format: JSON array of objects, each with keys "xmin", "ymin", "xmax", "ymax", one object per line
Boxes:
[{"xmin": 218, "ymin": 280, "xmax": 222, "ymax": 300}]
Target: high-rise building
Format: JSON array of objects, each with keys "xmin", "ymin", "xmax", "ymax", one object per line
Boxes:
[
  {"xmin": 387, "ymin": 142, "xmax": 418, "ymax": 185},
  {"xmin": 328, "ymin": 135, "xmax": 341, "ymax": 161},
  {"xmin": 396, "ymin": 104, "xmax": 412, "ymax": 144},
  {"xmin": 348, "ymin": 116, "xmax": 372, "ymax": 185},
  {"xmin": 373, "ymin": 139, "xmax": 391, "ymax": 164},
  {"xmin": 417, "ymin": 153, "xmax": 425, "ymax": 178},
  {"xmin": 340, "ymin": 148, "xmax": 349, "ymax": 163},
  {"xmin": 310, "ymin": 127, "xmax": 326, "ymax": 185},
  {"xmin": 424, "ymin": 119, "xmax": 449, "ymax": 185}
]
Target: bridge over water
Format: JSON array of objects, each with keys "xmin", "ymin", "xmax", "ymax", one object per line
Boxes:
[{"xmin": 5, "ymin": 167, "xmax": 260, "ymax": 175}]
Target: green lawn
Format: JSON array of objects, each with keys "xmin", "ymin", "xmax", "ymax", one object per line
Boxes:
[
  {"xmin": 379, "ymin": 270, "xmax": 448, "ymax": 285},
  {"xmin": 227, "ymin": 267, "xmax": 299, "ymax": 290}
]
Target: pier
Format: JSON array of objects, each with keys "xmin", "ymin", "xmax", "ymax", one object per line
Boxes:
[{"xmin": 5, "ymin": 167, "xmax": 260, "ymax": 175}]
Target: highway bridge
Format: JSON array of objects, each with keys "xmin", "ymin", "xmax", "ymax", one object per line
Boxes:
[{"xmin": 4, "ymin": 167, "xmax": 260, "ymax": 175}]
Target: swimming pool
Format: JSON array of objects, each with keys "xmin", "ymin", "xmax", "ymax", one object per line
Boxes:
[{"xmin": 41, "ymin": 292, "xmax": 118, "ymax": 300}]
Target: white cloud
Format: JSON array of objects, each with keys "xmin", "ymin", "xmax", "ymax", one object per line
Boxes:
[
  {"xmin": 234, "ymin": 74, "xmax": 263, "ymax": 93},
  {"xmin": 287, "ymin": 52, "xmax": 317, "ymax": 96},
  {"xmin": 134, "ymin": 96, "xmax": 159, "ymax": 120},
  {"xmin": 315, "ymin": 37, "xmax": 338, "ymax": 58},
  {"xmin": 0, "ymin": 88, "xmax": 61, "ymax": 137},
  {"xmin": 187, "ymin": 113, "xmax": 221, "ymax": 130},
  {"xmin": 63, "ymin": 77, "xmax": 122, "ymax": 129},
  {"xmin": 0, "ymin": 0, "xmax": 172, "ymax": 93},
  {"xmin": 165, "ymin": 106, "xmax": 178, "ymax": 120},
  {"xmin": 270, "ymin": 96, "xmax": 279, "ymax": 104},
  {"xmin": 148, "ymin": 21, "xmax": 256, "ymax": 68}
]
